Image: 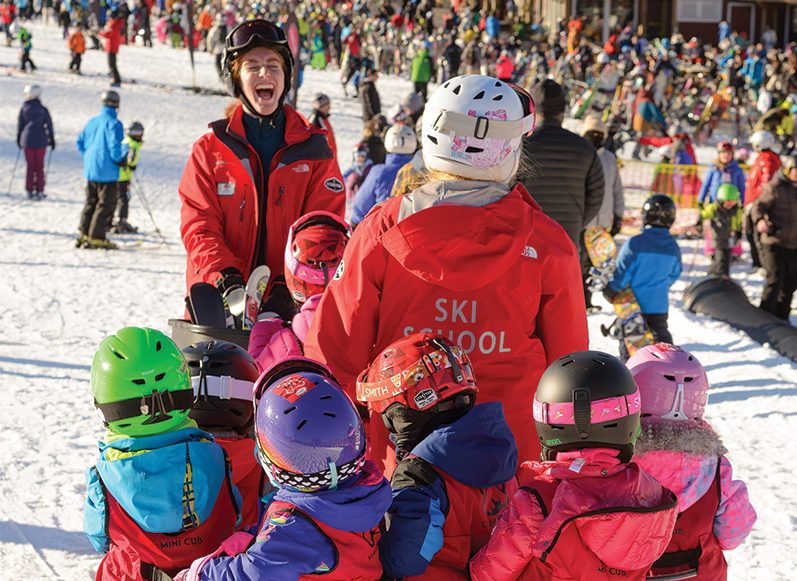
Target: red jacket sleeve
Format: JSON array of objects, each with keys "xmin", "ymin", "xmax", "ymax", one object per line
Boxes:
[
  {"xmin": 303, "ymin": 208, "xmax": 387, "ymax": 395},
  {"xmin": 179, "ymin": 137, "xmax": 244, "ymax": 287},
  {"xmin": 469, "ymin": 488, "xmax": 545, "ymax": 581},
  {"xmin": 536, "ymin": 225, "xmax": 589, "ymax": 364}
]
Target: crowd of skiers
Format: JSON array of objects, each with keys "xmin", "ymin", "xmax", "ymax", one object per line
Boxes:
[{"xmin": 72, "ymin": 15, "xmax": 765, "ymax": 581}]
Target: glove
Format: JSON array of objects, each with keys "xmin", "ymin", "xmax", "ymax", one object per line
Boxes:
[
  {"xmin": 216, "ymin": 268, "xmax": 246, "ymax": 316},
  {"xmin": 602, "ymin": 286, "xmax": 618, "ymax": 303},
  {"xmin": 610, "ymin": 214, "xmax": 622, "ymax": 237},
  {"xmin": 259, "ymin": 278, "xmax": 296, "ymax": 322},
  {"xmin": 732, "ymin": 230, "xmax": 742, "ymax": 244},
  {"xmin": 49, "ymin": 141, "xmax": 56, "ymax": 150}
]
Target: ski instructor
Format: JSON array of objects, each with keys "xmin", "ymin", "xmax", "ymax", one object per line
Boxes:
[
  {"xmin": 304, "ymin": 75, "xmax": 589, "ymax": 476},
  {"xmin": 179, "ymin": 18, "xmax": 344, "ymax": 313}
]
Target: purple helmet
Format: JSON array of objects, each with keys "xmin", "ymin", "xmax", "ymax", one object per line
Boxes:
[
  {"xmin": 626, "ymin": 343, "xmax": 709, "ymax": 422},
  {"xmin": 254, "ymin": 358, "xmax": 365, "ymax": 492}
]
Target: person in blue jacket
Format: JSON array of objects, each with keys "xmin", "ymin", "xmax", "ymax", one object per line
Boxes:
[
  {"xmin": 351, "ymin": 123, "xmax": 416, "ymax": 225},
  {"xmin": 76, "ymin": 89, "xmax": 128, "ymax": 249},
  {"xmin": 17, "ymin": 84, "xmax": 54, "ymax": 200},
  {"xmin": 85, "ymin": 327, "xmax": 241, "ymax": 580},
  {"xmin": 698, "ymin": 141, "xmax": 746, "ymax": 206},
  {"xmin": 605, "ymin": 194, "xmax": 682, "ymax": 361},
  {"xmin": 356, "ymin": 334, "xmax": 518, "ymax": 579},
  {"xmin": 182, "ymin": 358, "xmax": 392, "ymax": 581}
]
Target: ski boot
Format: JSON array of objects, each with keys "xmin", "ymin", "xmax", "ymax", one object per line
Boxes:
[
  {"xmin": 75, "ymin": 234, "xmax": 89, "ymax": 248},
  {"xmin": 112, "ymin": 220, "xmax": 138, "ymax": 234},
  {"xmin": 86, "ymin": 238, "xmax": 118, "ymax": 250}
]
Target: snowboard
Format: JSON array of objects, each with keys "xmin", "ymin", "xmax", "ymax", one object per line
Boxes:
[
  {"xmin": 189, "ymin": 282, "xmax": 228, "ymax": 328},
  {"xmin": 600, "ymin": 288, "xmax": 656, "ymax": 358},
  {"xmin": 243, "ymin": 265, "xmax": 272, "ymax": 330},
  {"xmin": 583, "ymin": 225, "xmax": 617, "ymax": 293}
]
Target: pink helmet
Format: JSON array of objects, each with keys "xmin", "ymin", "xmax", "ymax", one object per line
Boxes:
[{"xmin": 626, "ymin": 343, "xmax": 709, "ymax": 421}]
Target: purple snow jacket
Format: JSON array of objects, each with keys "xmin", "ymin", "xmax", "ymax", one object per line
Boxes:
[{"xmin": 17, "ymin": 98, "xmax": 54, "ymax": 149}]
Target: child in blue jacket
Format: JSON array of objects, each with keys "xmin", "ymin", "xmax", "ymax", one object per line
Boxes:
[
  {"xmin": 605, "ymin": 195, "xmax": 682, "ymax": 360},
  {"xmin": 84, "ymin": 327, "xmax": 241, "ymax": 581},
  {"xmin": 357, "ymin": 333, "xmax": 518, "ymax": 579},
  {"xmin": 177, "ymin": 358, "xmax": 392, "ymax": 581}
]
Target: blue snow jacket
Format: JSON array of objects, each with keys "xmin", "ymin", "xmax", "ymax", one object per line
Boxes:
[
  {"xmin": 379, "ymin": 402, "xmax": 518, "ymax": 578},
  {"xmin": 76, "ymin": 105, "xmax": 128, "ymax": 183},
  {"xmin": 698, "ymin": 160, "xmax": 746, "ymax": 205},
  {"xmin": 83, "ymin": 426, "xmax": 240, "ymax": 553},
  {"xmin": 198, "ymin": 465, "xmax": 392, "ymax": 580},
  {"xmin": 608, "ymin": 226, "xmax": 682, "ymax": 314},
  {"xmin": 17, "ymin": 98, "xmax": 54, "ymax": 149},
  {"xmin": 350, "ymin": 152, "xmax": 413, "ymax": 224}
]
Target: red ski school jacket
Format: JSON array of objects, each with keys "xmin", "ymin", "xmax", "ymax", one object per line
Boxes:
[
  {"xmin": 179, "ymin": 103, "xmax": 345, "ymax": 294},
  {"xmin": 305, "ymin": 180, "xmax": 589, "ymax": 476}
]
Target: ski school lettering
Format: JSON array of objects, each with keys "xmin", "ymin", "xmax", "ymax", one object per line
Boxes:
[{"xmin": 402, "ymin": 298, "xmax": 511, "ymax": 355}]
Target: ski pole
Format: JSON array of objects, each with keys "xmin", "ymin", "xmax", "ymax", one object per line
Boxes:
[
  {"xmin": 131, "ymin": 175, "xmax": 168, "ymax": 245},
  {"xmin": 6, "ymin": 149, "xmax": 21, "ymax": 196}
]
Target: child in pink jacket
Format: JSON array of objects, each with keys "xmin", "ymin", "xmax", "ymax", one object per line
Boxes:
[
  {"xmin": 628, "ymin": 343, "xmax": 756, "ymax": 580},
  {"xmin": 248, "ymin": 211, "xmax": 349, "ymax": 371},
  {"xmin": 470, "ymin": 351, "xmax": 678, "ymax": 581}
]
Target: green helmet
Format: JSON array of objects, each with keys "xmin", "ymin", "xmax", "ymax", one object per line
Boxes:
[
  {"xmin": 92, "ymin": 327, "xmax": 193, "ymax": 437},
  {"xmin": 716, "ymin": 183, "xmax": 741, "ymax": 204}
]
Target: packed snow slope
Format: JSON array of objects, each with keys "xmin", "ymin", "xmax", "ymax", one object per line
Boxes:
[{"xmin": 0, "ymin": 21, "xmax": 795, "ymax": 580}]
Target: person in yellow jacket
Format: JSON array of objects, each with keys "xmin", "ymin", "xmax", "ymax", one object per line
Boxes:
[{"xmin": 113, "ymin": 121, "xmax": 143, "ymax": 233}]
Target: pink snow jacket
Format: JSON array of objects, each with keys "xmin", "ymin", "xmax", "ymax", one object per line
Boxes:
[
  {"xmin": 247, "ymin": 294, "xmax": 321, "ymax": 372},
  {"xmin": 633, "ymin": 419, "xmax": 756, "ymax": 553},
  {"xmin": 470, "ymin": 449, "xmax": 678, "ymax": 580}
]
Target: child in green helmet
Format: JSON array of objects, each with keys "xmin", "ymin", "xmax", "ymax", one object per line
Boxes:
[
  {"xmin": 84, "ymin": 327, "xmax": 242, "ymax": 580},
  {"xmin": 700, "ymin": 183, "xmax": 744, "ymax": 278}
]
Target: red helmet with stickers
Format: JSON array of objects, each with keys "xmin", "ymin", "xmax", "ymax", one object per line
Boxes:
[
  {"xmin": 284, "ymin": 211, "xmax": 350, "ymax": 304},
  {"xmin": 356, "ymin": 333, "xmax": 477, "ymax": 414}
]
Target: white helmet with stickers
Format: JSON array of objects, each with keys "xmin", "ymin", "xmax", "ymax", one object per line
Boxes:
[
  {"xmin": 421, "ymin": 74, "xmax": 536, "ymax": 184},
  {"xmin": 750, "ymin": 130, "xmax": 776, "ymax": 152}
]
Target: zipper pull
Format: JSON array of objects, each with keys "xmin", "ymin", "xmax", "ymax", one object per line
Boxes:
[
  {"xmin": 239, "ymin": 198, "xmax": 246, "ymax": 221},
  {"xmin": 277, "ymin": 186, "xmax": 284, "ymax": 206}
]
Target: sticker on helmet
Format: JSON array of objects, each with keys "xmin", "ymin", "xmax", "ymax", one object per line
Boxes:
[
  {"xmin": 413, "ymin": 388, "xmax": 439, "ymax": 409},
  {"xmin": 332, "ymin": 259, "xmax": 344, "ymax": 280},
  {"xmin": 324, "ymin": 177, "xmax": 344, "ymax": 193},
  {"xmin": 273, "ymin": 375, "xmax": 316, "ymax": 402}
]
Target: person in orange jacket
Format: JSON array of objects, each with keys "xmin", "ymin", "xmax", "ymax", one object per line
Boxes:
[
  {"xmin": 178, "ymin": 19, "xmax": 344, "ymax": 314},
  {"xmin": 67, "ymin": 23, "xmax": 86, "ymax": 74},
  {"xmin": 304, "ymin": 75, "xmax": 589, "ymax": 479}
]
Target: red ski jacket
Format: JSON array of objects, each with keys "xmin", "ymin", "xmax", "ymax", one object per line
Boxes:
[
  {"xmin": 95, "ymin": 468, "xmax": 240, "ymax": 580},
  {"xmin": 470, "ymin": 450, "xmax": 678, "ymax": 580},
  {"xmin": 304, "ymin": 181, "xmax": 588, "ymax": 476},
  {"xmin": 745, "ymin": 149, "xmax": 781, "ymax": 207},
  {"xmin": 215, "ymin": 436, "xmax": 265, "ymax": 532},
  {"xmin": 99, "ymin": 18, "xmax": 124, "ymax": 54},
  {"xmin": 179, "ymin": 103, "xmax": 344, "ymax": 296}
]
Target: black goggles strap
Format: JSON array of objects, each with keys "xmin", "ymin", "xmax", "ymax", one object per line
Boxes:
[{"xmin": 95, "ymin": 389, "xmax": 194, "ymax": 424}]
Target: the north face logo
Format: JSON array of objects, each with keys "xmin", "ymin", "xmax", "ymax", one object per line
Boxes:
[{"xmin": 522, "ymin": 246, "xmax": 537, "ymax": 259}]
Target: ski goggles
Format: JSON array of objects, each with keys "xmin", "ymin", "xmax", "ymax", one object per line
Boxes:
[
  {"xmin": 533, "ymin": 388, "xmax": 641, "ymax": 426},
  {"xmin": 226, "ymin": 19, "xmax": 287, "ymax": 53}
]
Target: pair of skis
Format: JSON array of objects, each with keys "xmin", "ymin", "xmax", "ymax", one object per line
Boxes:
[{"xmin": 186, "ymin": 266, "xmax": 271, "ymax": 330}]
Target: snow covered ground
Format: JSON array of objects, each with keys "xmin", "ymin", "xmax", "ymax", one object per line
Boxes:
[{"xmin": 0, "ymin": 21, "xmax": 795, "ymax": 580}]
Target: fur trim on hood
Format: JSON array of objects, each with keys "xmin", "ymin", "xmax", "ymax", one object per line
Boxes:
[{"xmin": 635, "ymin": 419, "xmax": 727, "ymax": 457}]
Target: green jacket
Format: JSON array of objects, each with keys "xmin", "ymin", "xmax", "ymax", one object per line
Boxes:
[
  {"xmin": 411, "ymin": 49, "xmax": 433, "ymax": 83},
  {"xmin": 118, "ymin": 136, "xmax": 142, "ymax": 182}
]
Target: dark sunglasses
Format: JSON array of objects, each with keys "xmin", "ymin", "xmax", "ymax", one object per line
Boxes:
[{"xmin": 227, "ymin": 19, "xmax": 287, "ymax": 52}]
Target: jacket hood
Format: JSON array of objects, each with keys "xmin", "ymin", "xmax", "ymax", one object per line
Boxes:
[
  {"xmin": 275, "ymin": 461, "xmax": 392, "ymax": 532},
  {"xmin": 102, "ymin": 105, "xmax": 118, "ymax": 118},
  {"xmin": 634, "ymin": 419, "xmax": 724, "ymax": 512},
  {"xmin": 411, "ymin": 402, "xmax": 518, "ymax": 488},
  {"xmin": 381, "ymin": 182, "xmax": 537, "ymax": 291},
  {"xmin": 525, "ymin": 450, "xmax": 677, "ymax": 568},
  {"xmin": 96, "ymin": 427, "xmax": 227, "ymax": 533}
]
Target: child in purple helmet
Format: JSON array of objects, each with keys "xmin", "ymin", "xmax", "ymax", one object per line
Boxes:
[
  {"xmin": 176, "ymin": 358, "xmax": 392, "ymax": 581},
  {"xmin": 628, "ymin": 343, "xmax": 756, "ymax": 580}
]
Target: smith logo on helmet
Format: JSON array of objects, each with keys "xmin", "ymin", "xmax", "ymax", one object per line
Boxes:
[
  {"xmin": 413, "ymin": 388, "xmax": 439, "ymax": 409},
  {"xmin": 324, "ymin": 177, "xmax": 344, "ymax": 193}
]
